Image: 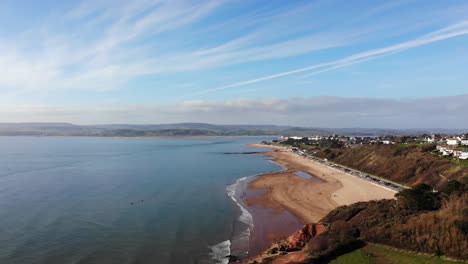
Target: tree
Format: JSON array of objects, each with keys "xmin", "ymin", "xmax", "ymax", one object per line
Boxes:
[
  {"xmin": 396, "ymin": 183, "xmax": 441, "ymax": 210},
  {"xmin": 440, "ymin": 180, "xmax": 465, "ymax": 195}
]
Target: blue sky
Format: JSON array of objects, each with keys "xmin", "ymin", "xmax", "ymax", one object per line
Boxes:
[{"xmin": 0, "ymin": 0, "xmax": 467, "ymax": 127}]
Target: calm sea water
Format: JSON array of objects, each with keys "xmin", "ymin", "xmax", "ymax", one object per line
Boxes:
[{"xmin": 0, "ymin": 137, "xmax": 280, "ymax": 264}]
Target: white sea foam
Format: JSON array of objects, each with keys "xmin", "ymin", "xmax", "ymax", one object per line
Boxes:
[
  {"xmin": 208, "ymin": 240, "xmax": 231, "ymax": 264},
  {"xmin": 209, "ymin": 176, "xmax": 255, "ymax": 263},
  {"xmin": 226, "ymin": 177, "xmax": 254, "ymax": 229}
]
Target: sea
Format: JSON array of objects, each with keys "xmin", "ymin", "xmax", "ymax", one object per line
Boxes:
[{"xmin": 0, "ymin": 136, "xmax": 282, "ymax": 264}]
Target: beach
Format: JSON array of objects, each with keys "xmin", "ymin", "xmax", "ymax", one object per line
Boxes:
[{"xmin": 245, "ymin": 143, "xmax": 397, "ymax": 257}]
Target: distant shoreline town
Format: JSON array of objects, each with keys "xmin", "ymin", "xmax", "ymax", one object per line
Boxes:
[{"xmin": 272, "ymin": 133, "xmax": 468, "ymax": 160}]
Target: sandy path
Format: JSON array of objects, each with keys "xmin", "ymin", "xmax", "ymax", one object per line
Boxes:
[{"xmin": 248, "ymin": 144, "xmax": 396, "ymax": 223}]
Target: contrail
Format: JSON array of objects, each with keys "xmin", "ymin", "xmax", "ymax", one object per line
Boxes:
[{"xmin": 182, "ymin": 20, "xmax": 468, "ymax": 98}]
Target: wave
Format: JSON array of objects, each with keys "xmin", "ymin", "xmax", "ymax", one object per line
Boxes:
[
  {"xmin": 208, "ymin": 240, "xmax": 231, "ymax": 264},
  {"xmin": 226, "ymin": 177, "xmax": 254, "ymax": 228},
  {"xmin": 208, "ymin": 176, "xmax": 255, "ymax": 263},
  {"xmin": 208, "ymin": 159, "xmax": 284, "ymax": 263},
  {"xmin": 226, "ymin": 177, "xmax": 254, "ymax": 256}
]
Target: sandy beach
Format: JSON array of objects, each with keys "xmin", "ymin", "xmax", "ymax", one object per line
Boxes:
[
  {"xmin": 246, "ymin": 143, "xmax": 396, "ymax": 225},
  {"xmin": 243, "ymin": 143, "xmax": 398, "ymax": 261}
]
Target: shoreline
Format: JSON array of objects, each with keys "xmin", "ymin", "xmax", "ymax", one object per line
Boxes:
[
  {"xmin": 243, "ymin": 143, "xmax": 397, "ymax": 261},
  {"xmin": 0, "ymin": 135, "xmax": 278, "ymax": 140}
]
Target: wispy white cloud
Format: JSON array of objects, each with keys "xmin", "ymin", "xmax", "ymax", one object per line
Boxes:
[
  {"xmin": 184, "ymin": 19, "xmax": 468, "ymax": 97},
  {"xmin": 2, "ymin": 0, "xmax": 466, "ymax": 94},
  {"xmin": 0, "ymin": 0, "xmax": 226, "ymax": 91}
]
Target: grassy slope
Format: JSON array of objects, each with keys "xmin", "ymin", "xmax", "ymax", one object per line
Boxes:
[
  {"xmin": 329, "ymin": 248, "xmax": 372, "ymax": 264},
  {"xmin": 455, "ymin": 159, "xmax": 468, "ymax": 167},
  {"xmin": 319, "ymin": 193, "xmax": 468, "ymax": 260},
  {"xmin": 330, "ymin": 244, "xmax": 461, "ymax": 264},
  {"xmin": 315, "ymin": 144, "xmax": 468, "ymax": 187}
]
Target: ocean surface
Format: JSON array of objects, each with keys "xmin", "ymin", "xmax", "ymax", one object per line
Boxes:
[{"xmin": 0, "ymin": 136, "xmax": 281, "ymax": 264}]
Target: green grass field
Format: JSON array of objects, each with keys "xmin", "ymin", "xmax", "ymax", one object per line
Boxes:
[
  {"xmin": 329, "ymin": 248, "xmax": 372, "ymax": 264},
  {"xmin": 455, "ymin": 159, "xmax": 468, "ymax": 167},
  {"xmin": 329, "ymin": 244, "xmax": 461, "ymax": 264},
  {"xmin": 450, "ymin": 158, "xmax": 468, "ymax": 167}
]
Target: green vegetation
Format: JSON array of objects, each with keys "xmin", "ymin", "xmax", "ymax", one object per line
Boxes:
[
  {"xmin": 268, "ymin": 247, "xmax": 278, "ymax": 255},
  {"xmin": 454, "ymin": 159, "xmax": 468, "ymax": 167},
  {"xmin": 440, "ymin": 180, "xmax": 466, "ymax": 195},
  {"xmin": 321, "ymin": 191, "xmax": 467, "ymax": 260},
  {"xmin": 395, "ymin": 183, "xmax": 441, "ymax": 210},
  {"xmin": 316, "ymin": 144, "xmax": 468, "ymax": 188},
  {"xmin": 329, "ymin": 248, "xmax": 372, "ymax": 264},
  {"xmin": 304, "ymin": 221, "xmax": 361, "ymax": 258},
  {"xmin": 330, "ymin": 244, "xmax": 460, "ymax": 264}
]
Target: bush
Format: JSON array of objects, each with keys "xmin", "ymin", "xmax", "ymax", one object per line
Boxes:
[
  {"xmin": 395, "ymin": 183, "xmax": 441, "ymax": 210},
  {"xmin": 440, "ymin": 180, "xmax": 465, "ymax": 195},
  {"xmin": 304, "ymin": 221, "xmax": 360, "ymax": 258},
  {"xmin": 279, "ymin": 244, "xmax": 286, "ymax": 252},
  {"xmin": 268, "ymin": 247, "xmax": 278, "ymax": 255},
  {"xmin": 455, "ymin": 220, "xmax": 468, "ymax": 234},
  {"xmin": 421, "ymin": 143, "xmax": 436, "ymax": 152}
]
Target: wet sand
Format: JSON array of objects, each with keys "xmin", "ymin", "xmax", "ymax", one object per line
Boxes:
[
  {"xmin": 244, "ymin": 187, "xmax": 303, "ymax": 257},
  {"xmin": 244, "ymin": 143, "xmax": 396, "ymax": 257}
]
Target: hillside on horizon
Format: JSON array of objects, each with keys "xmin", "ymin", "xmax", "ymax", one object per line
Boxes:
[{"xmin": 0, "ymin": 122, "xmax": 466, "ymax": 137}]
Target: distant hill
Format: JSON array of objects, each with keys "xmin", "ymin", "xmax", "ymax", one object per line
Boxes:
[
  {"xmin": 0, "ymin": 123, "xmax": 465, "ymax": 137},
  {"xmin": 0, "ymin": 122, "xmax": 328, "ymax": 137}
]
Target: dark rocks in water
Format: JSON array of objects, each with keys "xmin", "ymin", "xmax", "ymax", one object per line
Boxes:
[
  {"xmin": 223, "ymin": 151, "xmax": 261, "ymax": 155},
  {"xmin": 226, "ymin": 255, "xmax": 240, "ymax": 262}
]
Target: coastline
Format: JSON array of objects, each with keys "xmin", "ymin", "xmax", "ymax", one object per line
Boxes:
[
  {"xmin": 0, "ymin": 135, "xmax": 278, "ymax": 140},
  {"xmin": 243, "ymin": 143, "xmax": 397, "ymax": 261}
]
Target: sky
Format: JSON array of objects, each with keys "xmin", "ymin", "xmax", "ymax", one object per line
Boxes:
[{"xmin": 0, "ymin": 0, "xmax": 467, "ymax": 128}]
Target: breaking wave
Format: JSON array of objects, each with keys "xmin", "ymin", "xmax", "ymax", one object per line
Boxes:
[
  {"xmin": 208, "ymin": 240, "xmax": 231, "ymax": 264},
  {"xmin": 226, "ymin": 177, "xmax": 254, "ymax": 256},
  {"xmin": 208, "ymin": 176, "xmax": 254, "ymax": 263}
]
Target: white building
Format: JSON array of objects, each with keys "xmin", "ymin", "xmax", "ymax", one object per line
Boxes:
[
  {"xmin": 289, "ymin": 136, "xmax": 303, "ymax": 140},
  {"xmin": 281, "ymin": 136, "xmax": 304, "ymax": 140},
  {"xmin": 436, "ymin": 145, "xmax": 446, "ymax": 151},
  {"xmin": 447, "ymin": 139, "xmax": 459, "ymax": 146},
  {"xmin": 460, "ymin": 150, "xmax": 468, "ymax": 160},
  {"xmin": 461, "ymin": 140, "xmax": 468, "ymax": 146}
]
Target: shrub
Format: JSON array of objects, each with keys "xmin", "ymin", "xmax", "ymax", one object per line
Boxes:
[
  {"xmin": 268, "ymin": 247, "xmax": 278, "ymax": 255},
  {"xmin": 395, "ymin": 183, "xmax": 441, "ymax": 210},
  {"xmin": 440, "ymin": 180, "xmax": 465, "ymax": 195},
  {"xmin": 304, "ymin": 221, "xmax": 360, "ymax": 258},
  {"xmin": 279, "ymin": 244, "xmax": 286, "ymax": 252}
]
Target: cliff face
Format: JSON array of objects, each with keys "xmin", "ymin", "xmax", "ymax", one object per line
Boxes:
[
  {"xmin": 249, "ymin": 223, "xmax": 361, "ymax": 263},
  {"xmin": 286, "ymin": 224, "xmax": 327, "ymax": 249},
  {"xmin": 316, "ymin": 144, "xmax": 468, "ymax": 187},
  {"xmin": 247, "ymin": 224, "xmax": 327, "ymax": 263}
]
